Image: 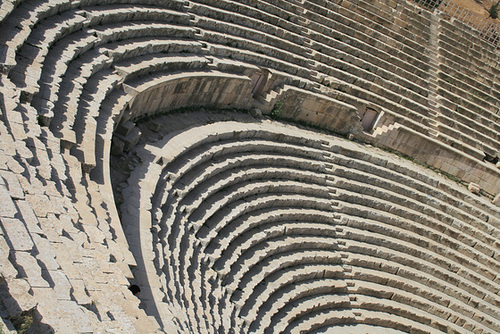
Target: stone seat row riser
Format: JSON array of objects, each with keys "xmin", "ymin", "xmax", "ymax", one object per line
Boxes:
[
  {"xmin": 203, "ymin": 208, "xmax": 336, "ymax": 262},
  {"xmin": 307, "ymin": 0, "xmax": 431, "ymax": 56},
  {"xmin": 173, "ymin": 165, "xmax": 331, "ymax": 218},
  {"xmin": 306, "ymin": 7, "xmax": 430, "ymax": 66},
  {"xmin": 158, "ymin": 146, "xmax": 329, "ymax": 193},
  {"xmin": 239, "ymin": 265, "xmax": 347, "ymax": 330},
  {"xmin": 436, "ymin": 87, "xmax": 500, "ymax": 151},
  {"xmin": 158, "ymin": 206, "xmax": 336, "ymax": 302},
  {"xmin": 337, "ymin": 214, "xmax": 500, "ymax": 310},
  {"xmin": 304, "ymin": 11, "xmax": 430, "ymax": 80},
  {"xmin": 436, "ymin": 50, "xmax": 500, "ymax": 104},
  {"xmin": 274, "ymin": 306, "xmax": 436, "ymax": 334},
  {"xmin": 224, "ymin": 239, "xmax": 468, "ymax": 333},
  {"xmin": 249, "ymin": 283, "xmax": 351, "ymax": 333},
  {"xmin": 333, "ymin": 187, "xmax": 500, "ymax": 290},
  {"xmin": 150, "ymin": 124, "xmax": 498, "ymax": 268},
  {"xmin": 9, "ymin": 4, "xmax": 191, "ymax": 90},
  {"xmin": 434, "ymin": 112, "xmax": 499, "ymax": 158},
  {"xmin": 439, "ymin": 17, "xmax": 500, "ymax": 69},
  {"xmin": 330, "ymin": 166, "xmax": 500, "ymax": 257},
  {"xmin": 185, "ymin": 180, "xmax": 332, "ymax": 228},
  {"xmin": 326, "ymin": 142, "xmax": 500, "ymax": 221},
  {"xmin": 131, "ymin": 124, "xmax": 498, "ymax": 332},
  {"xmin": 312, "ymin": 42, "xmax": 428, "ymax": 99},
  {"xmin": 149, "ymin": 128, "xmax": 330, "ymax": 176},
  {"xmin": 191, "ymin": 0, "xmax": 434, "ymax": 94},
  {"xmin": 435, "ymin": 91, "xmax": 500, "ymax": 144},
  {"xmin": 438, "ymin": 47, "xmax": 500, "ymax": 100},
  {"xmin": 437, "ymin": 62, "xmax": 500, "ymax": 124},
  {"xmin": 230, "ymin": 250, "xmax": 346, "ymax": 332},
  {"xmin": 187, "ymin": 3, "xmax": 311, "ymax": 55},
  {"xmin": 0, "ymin": 0, "xmax": 190, "ymax": 70},
  {"xmin": 335, "ymin": 213, "xmax": 500, "ymax": 329},
  {"xmin": 312, "ymin": 55, "xmax": 429, "ymax": 109},
  {"xmin": 142, "ymin": 126, "xmax": 500, "ymax": 332},
  {"xmin": 156, "ymin": 194, "xmax": 336, "ymax": 300},
  {"xmin": 151, "ymin": 145, "xmax": 332, "ymax": 214},
  {"xmin": 340, "ymin": 217, "xmax": 499, "ymax": 318},
  {"xmin": 340, "ymin": 248, "xmax": 496, "ymax": 332},
  {"xmin": 158, "ymin": 137, "xmax": 330, "ymax": 177},
  {"xmin": 437, "ymin": 63, "xmax": 500, "ymax": 117},
  {"xmin": 437, "ymin": 31, "xmax": 500, "ymax": 80},
  {"xmin": 193, "ymin": 198, "xmax": 500, "ymax": 332},
  {"xmin": 345, "ymin": 257, "xmax": 496, "ymax": 333},
  {"xmin": 189, "ymin": 0, "xmax": 310, "ymax": 48},
  {"xmin": 327, "ymin": 155, "xmax": 499, "ymax": 240},
  {"xmin": 437, "ymin": 72, "xmax": 499, "ymax": 118},
  {"xmin": 441, "ymin": 97, "xmax": 500, "ymax": 141},
  {"xmin": 192, "ymin": 17, "xmax": 314, "ymax": 70},
  {"xmin": 438, "ymin": 29, "xmax": 498, "ymax": 72},
  {"xmin": 304, "ymin": 0, "xmax": 432, "ymax": 50}
]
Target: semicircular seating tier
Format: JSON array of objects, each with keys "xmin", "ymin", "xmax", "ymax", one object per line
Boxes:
[
  {"xmin": 0, "ymin": 0, "xmax": 499, "ymax": 332},
  {"xmin": 121, "ymin": 119, "xmax": 500, "ymax": 333}
]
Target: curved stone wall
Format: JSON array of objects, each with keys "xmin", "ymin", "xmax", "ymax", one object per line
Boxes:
[{"xmin": 0, "ymin": 0, "xmax": 499, "ymax": 332}]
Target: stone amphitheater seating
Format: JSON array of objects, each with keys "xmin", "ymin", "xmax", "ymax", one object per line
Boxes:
[{"xmin": 1, "ymin": 0, "xmax": 500, "ymax": 332}]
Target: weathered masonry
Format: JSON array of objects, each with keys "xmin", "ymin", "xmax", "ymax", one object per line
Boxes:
[{"xmin": 0, "ymin": 0, "xmax": 499, "ymax": 333}]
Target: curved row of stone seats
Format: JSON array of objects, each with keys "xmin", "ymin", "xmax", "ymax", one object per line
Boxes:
[
  {"xmin": 338, "ymin": 215, "xmax": 500, "ymax": 316},
  {"xmin": 0, "ymin": 0, "xmax": 181, "ymax": 71},
  {"xmin": 328, "ymin": 161, "xmax": 498, "ymax": 268},
  {"xmin": 3, "ymin": 2, "xmax": 194, "ymax": 101},
  {"xmin": 439, "ymin": 16, "xmax": 500, "ymax": 73},
  {"xmin": 233, "ymin": 238, "xmax": 461, "ymax": 332},
  {"xmin": 225, "ymin": 210, "xmax": 494, "ymax": 332},
  {"xmin": 127, "ymin": 124, "xmax": 340, "ymax": 332},
  {"xmin": 188, "ymin": 0, "xmax": 434, "ymax": 118},
  {"xmin": 122, "ymin": 123, "xmax": 336, "ymax": 332},
  {"xmin": 343, "ymin": 252, "xmax": 496, "ymax": 332},
  {"xmin": 437, "ymin": 86, "xmax": 500, "ymax": 138},
  {"xmin": 124, "ymin": 119, "xmax": 500, "ymax": 327},
  {"xmin": 433, "ymin": 88, "xmax": 500, "ymax": 147},
  {"xmin": 0, "ymin": 88, "xmax": 158, "ymax": 332},
  {"xmin": 304, "ymin": 0, "xmax": 431, "ymax": 79},
  {"xmin": 330, "ymin": 168, "xmax": 496, "ymax": 265},
  {"xmin": 328, "ymin": 141, "xmax": 500, "ymax": 227},
  {"xmin": 311, "ymin": 0, "xmax": 431, "ymax": 65},
  {"xmin": 8, "ymin": 4, "xmax": 191, "ymax": 93},
  {"xmin": 190, "ymin": 0, "xmax": 433, "ymax": 123},
  {"xmin": 320, "ymin": 165, "xmax": 500, "ymax": 327},
  {"xmin": 331, "ymin": 166, "xmax": 498, "ymax": 245},
  {"xmin": 438, "ymin": 19, "xmax": 500, "ymax": 99},
  {"xmin": 437, "ymin": 61, "xmax": 500, "ymax": 125}
]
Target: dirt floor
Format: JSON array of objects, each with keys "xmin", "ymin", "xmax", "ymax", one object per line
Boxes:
[{"xmin": 449, "ymin": 0, "xmax": 499, "ymax": 23}]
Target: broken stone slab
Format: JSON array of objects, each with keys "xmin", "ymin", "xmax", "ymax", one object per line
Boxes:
[
  {"xmin": 1, "ymin": 217, "xmax": 34, "ymax": 252},
  {"xmin": 0, "ymin": 183, "xmax": 17, "ymax": 218},
  {"xmin": 468, "ymin": 182, "xmax": 481, "ymax": 194},
  {"xmin": 12, "ymin": 252, "xmax": 50, "ymax": 288},
  {"xmin": 0, "ymin": 171, "xmax": 24, "ymax": 199}
]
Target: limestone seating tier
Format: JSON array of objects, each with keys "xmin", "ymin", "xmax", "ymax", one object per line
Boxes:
[
  {"xmin": 118, "ymin": 120, "xmax": 500, "ymax": 333},
  {"xmin": 2, "ymin": 0, "xmax": 500, "ymax": 332},
  {"xmin": 188, "ymin": 0, "xmax": 438, "ymax": 122}
]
